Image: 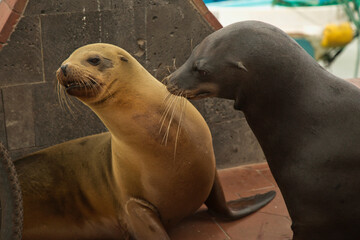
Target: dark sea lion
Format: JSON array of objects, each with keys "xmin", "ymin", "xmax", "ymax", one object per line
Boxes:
[
  {"xmin": 165, "ymin": 21, "xmax": 360, "ymax": 240},
  {"xmin": 7, "ymin": 43, "xmax": 275, "ymax": 240}
]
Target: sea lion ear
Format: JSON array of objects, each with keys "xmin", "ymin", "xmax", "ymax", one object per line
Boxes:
[
  {"xmin": 119, "ymin": 55, "xmax": 128, "ymax": 62},
  {"xmin": 235, "ymin": 61, "xmax": 248, "ymax": 72}
]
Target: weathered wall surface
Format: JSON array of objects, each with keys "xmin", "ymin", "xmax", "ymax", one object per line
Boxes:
[{"xmin": 0, "ymin": 0, "xmax": 265, "ymax": 168}]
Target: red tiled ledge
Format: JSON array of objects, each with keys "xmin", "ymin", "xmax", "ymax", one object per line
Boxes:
[
  {"xmin": 191, "ymin": 0, "xmax": 223, "ymax": 30},
  {"xmin": 0, "ymin": 0, "xmax": 28, "ymax": 50}
]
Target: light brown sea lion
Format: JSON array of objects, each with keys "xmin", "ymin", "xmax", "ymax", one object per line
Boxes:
[{"xmin": 10, "ymin": 43, "xmax": 275, "ymax": 240}]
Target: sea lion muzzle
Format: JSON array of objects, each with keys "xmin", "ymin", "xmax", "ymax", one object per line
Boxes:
[{"xmin": 56, "ymin": 64, "xmax": 100, "ymax": 98}]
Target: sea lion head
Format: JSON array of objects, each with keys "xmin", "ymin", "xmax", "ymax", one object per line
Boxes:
[
  {"xmin": 56, "ymin": 43, "xmax": 132, "ymax": 105},
  {"xmin": 164, "ymin": 23, "xmax": 252, "ymax": 101},
  {"xmin": 165, "ymin": 21, "xmax": 302, "ymax": 105}
]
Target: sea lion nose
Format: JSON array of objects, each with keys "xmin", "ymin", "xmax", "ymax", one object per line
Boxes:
[{"xmin": 61, "ymin": 64, "xmax": 68, "ymax": 76}]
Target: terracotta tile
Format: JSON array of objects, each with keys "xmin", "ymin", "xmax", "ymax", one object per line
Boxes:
[
  {"xmin": 198, "ymin": 204, "xmax": 207, "ymax": 211},
  {"xmin": 191, "ymin": 0, "xmax": 208, "ymax": 15},
  {"xmin": 217, "ymin": 212, "xmax": 293, "ymax": 240},
  {"xmin": 170, "ymin": 164, "xmax": 292, "ymax": 239},
  {"xmin": 169, "ymin": 211, "xmax": 230, "ymax": 240},
  {"xmin": 218, "ymin": 166, "xmax": 275, "ymax": 195},
  {"xmin": 191, "ymin": 0, "xmax": 222, "ymax": 30},
  {"xmin": 224, "ymin": 191, "xmax": 243, "ymax": 202},
  {"xmin": 4, "ymin": 0, "xmax": 28, "ymax": 13},
  {"xmin": 0, "ymin": 2, "xmax": 21, "ymax": 43},
  {"xmin": 240, "ymin": 188, "xmax": 290, "ymax": 218},
  {"xmin": 0, "ymin": 1, "xmax": 11, "ymax": 26},
  {"xmin": 244, "ymin": 162, "xmax": 269, "ymax": 171},
  {"xmin": 258, "ymin": 168, "xmax": 278, "ymax": 187},
  {"xmin": 204, "ymin": 12, "xmax": 222, "ymax": 30}
]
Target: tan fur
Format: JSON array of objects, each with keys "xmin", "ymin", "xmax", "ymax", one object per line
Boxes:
[{"xmin": 16, "ymin": 43, "xmax": 216, "ymax": 239}]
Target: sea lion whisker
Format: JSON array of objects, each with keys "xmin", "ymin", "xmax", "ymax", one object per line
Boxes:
[
  {"xmin": 160, "ymin": 76, "xmax": 167, "ymax": 84},
  {"xmin": 65, "ymin": 91, "xmax": 77, "ymax": 115},
  {"xmin": 57, "ymin": 83, "xmax": 67, "ymax": 110},
  {"xmin": 80, "ymin": 78, "xmax": 87, "ymax": 89},
  {"xmin": 89, "ymin": 79, "xmax": 103, "ymax": 96},
  {"xmin": 60, "ymin": 85, "xmax": 76, "ymax": 115},
  {"xmin": 173, "ymin": 91, "xmax": 185, "ymax": 161},
  {"xmin": 80, "ymin": 78, "xmax": 92, "ymax": 95},
  {"xmin": 160, "ymin": 92, "xmax": 176, "ymax": 123},
  {"xmin": 60, "ymin": 88, "xmax": 69, "ymax": 112},
  {"xmin": 162, "ymin": 78, "xmax": 168, "ymax": 85},
  {"xmin": 164, "ymin": 95, "xmax": 179, "ymax": 146},
  {"xmin": 163, "ymin": 91, "xmax": 173, "ymax": 104},
  {"xmin": 83, "ymin": 77, "xmax": 98, "ymax": 95},
  {"xmin": 87, "ymin": 75, "xmax": 100, "ymax": 90},
  {"xmin": 62, "ymin": 80, "xmax": 81, "ymax": 114},
  {"xmin": 172, "ymin": 58, "xmax": 177, "ymax": 70},
  {"xmin": 160, "ymin": 92, "xmax": 177, "ymax": 124},
  {"xmin": 57, "ymin": 84, "xmax": 67, "ymax": 112},
  {"xmin": 178, "ymin": 90, "xmax": 185, "ymax": 98},
  {"xmin": 159, "ymin": 94, "xmax": 177, "ymax": 135},
  {"xmin": 55, "ymin": 79, "xmax": 64, "ymax": 105},
  {"xmin": 160, "ymin": 96, "xmax": 175, "ymax": 144},
  {"xmin": 92, "ymin": 84, "xmax": 102, "ymax": 96},
  {"xmin": 55, "ymin": 81, "xmax": 62, "ymax": 106},
  {"xmin": 81, "ymin": 78, "xmax": 88, "ymax": 88},
  {"xmin": 87, "ymin": 75, "xmax": 98, "ymax": 84}
]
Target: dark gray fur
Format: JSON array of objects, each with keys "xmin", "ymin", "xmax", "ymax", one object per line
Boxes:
[{"xmin": 166, "ymin": 21, "xmax": 360, "ymax": 239}]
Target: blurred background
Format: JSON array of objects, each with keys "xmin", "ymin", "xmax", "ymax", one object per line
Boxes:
[{"xmin": 205, "ymin": 0, "xmax": 360, "ymax": 79}]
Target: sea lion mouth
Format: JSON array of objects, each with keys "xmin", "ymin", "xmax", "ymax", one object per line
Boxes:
[
  {"xmin": 56, "ymin": 66, "xmax": 102, "ymax": 97},
  {"xmin": 188, "ymin": 91, "xmax": 215, "ymax": 99},
  {"xmin": 167, "ymin": 83, "xmax": 217, "ymax": 100},
  {"xmin": 187, "ymin": 90, "xmax": 215, "ymax": 100},
  {"xmin": 167, "ymin": 86, "xmax": 215, "ymax": 100},
  {"xmin": 62, "ymin": 78, "xmax": 101, "ymax": 98},
  {"xmin": 63, "ymin": 78, "xmax": 98, "ymax": 91}
]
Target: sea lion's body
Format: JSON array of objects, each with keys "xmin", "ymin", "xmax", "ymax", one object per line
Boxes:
[
  {"xmin": 166, "ymin": 21, "xmax": 360, "ymax": 239},
  {"xmin": 10, "ymin": 43, "xmax": 275, "ymax": 240},
  {"xmin": 15, "ymin": 133, "xmax": 121, "ymax": 239}
]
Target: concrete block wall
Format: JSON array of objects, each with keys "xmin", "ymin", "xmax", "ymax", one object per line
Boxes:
[{"xmin": 0, "ymin": 0, "xmax": 265, "ymax": 168}]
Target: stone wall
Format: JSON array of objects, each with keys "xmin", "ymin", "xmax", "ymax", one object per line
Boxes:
[{"xmin": 0, "ymin": 0, "xmax": 265, "ymax": 168}]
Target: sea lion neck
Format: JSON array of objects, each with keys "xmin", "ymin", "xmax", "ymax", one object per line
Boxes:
[
  {"xmin": 235, "ymin": 34, "xmax": 322, "ymax": 113},
  {"xmin": 87, "ymin": 71, "xmax": 169, "ymax": 143},
  {"xmin": 242, "ymin": 61, "xmax": 335, "ymax": 164}
]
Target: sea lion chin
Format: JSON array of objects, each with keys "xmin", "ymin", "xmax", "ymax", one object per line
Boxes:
[
  {"xmin": 165, "ymin": 20, "xmax": 360, "ymax": 239},
  {"xmin": 11, "ymin": 42, "xmax": 276, "ymax": 240}
]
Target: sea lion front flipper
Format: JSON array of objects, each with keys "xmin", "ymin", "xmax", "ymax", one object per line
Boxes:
[
  {"xmin": 125, "ymin": 198, "xmax": 170, "ymax": 240},
  {"xmin": 205, "ymin": 171, "xmax": 276, "ymax": 220}
]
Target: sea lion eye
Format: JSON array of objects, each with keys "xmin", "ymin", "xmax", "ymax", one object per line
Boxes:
[
  {"xmin": 193, "ymin": 64, "xmax": 208, "ymax": 77},
  {"xmin": 198, "ymin": 69, "xmax": 208, "ymax": 77},
  {"xmin": 87, "ymin": 57, "xmax": 101, "ymax": 66}
]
